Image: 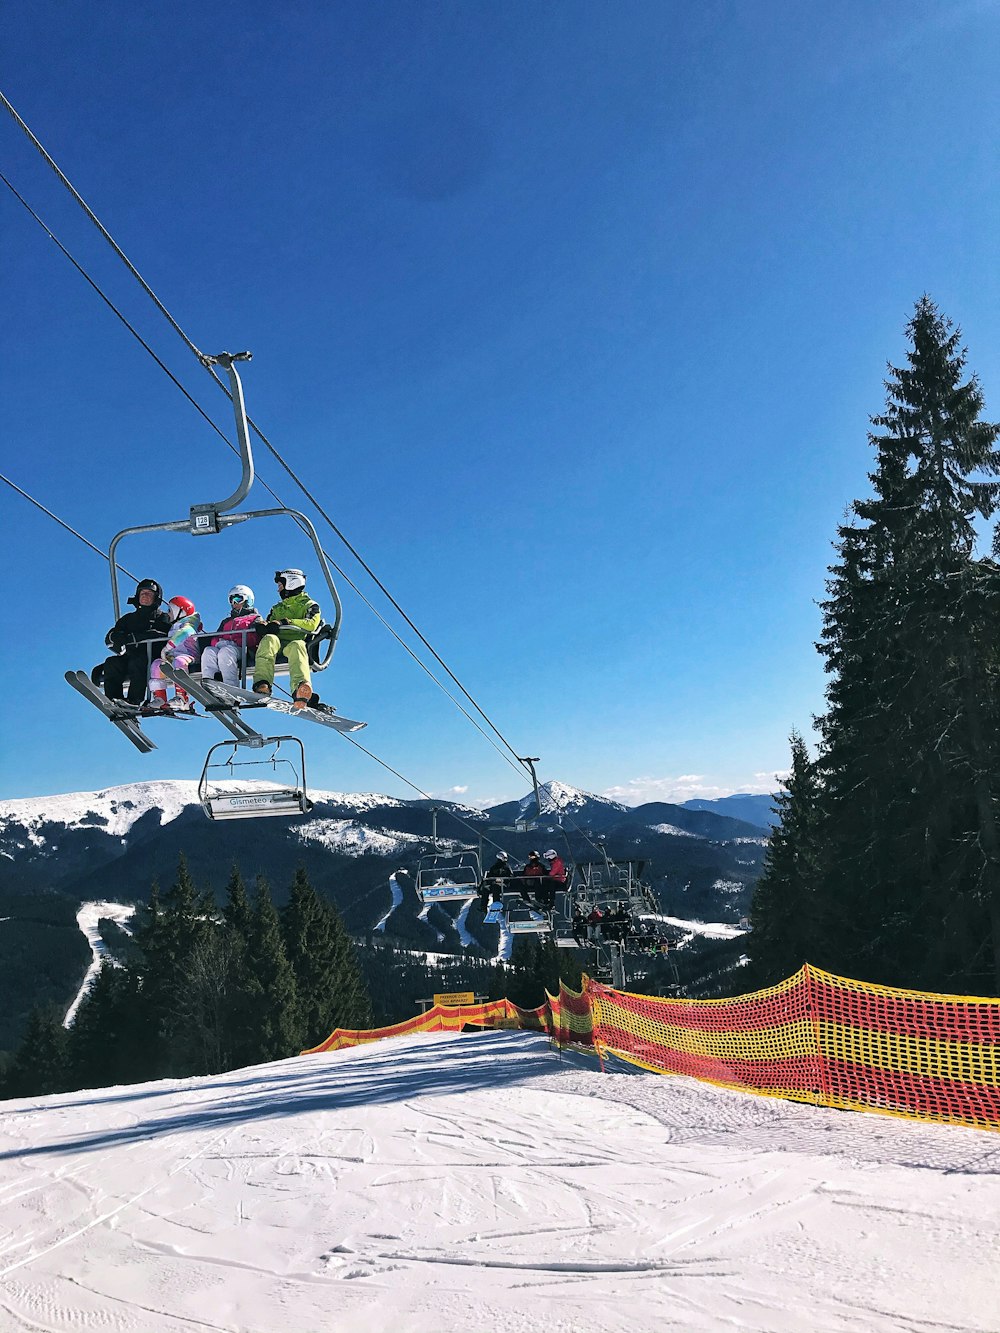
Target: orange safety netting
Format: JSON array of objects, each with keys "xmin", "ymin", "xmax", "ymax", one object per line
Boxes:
[
  {"xmin": 302, "ymin": 998, "xmax": 515, "ymax": 1054},
  {"xmin": 303, "ymin": 968, "xmax": 999, "ymax": 1132},
  {"xmin": 587, "ymin": 965, "xmax": 1000, "ymax": 1132}
]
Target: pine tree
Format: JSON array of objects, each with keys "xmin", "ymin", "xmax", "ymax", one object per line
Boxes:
[
  {"xmin": 240, "ymin": 875, "xmax": 304, "ymax": 1063},
  {"xmin": 66, "ymin": 962, "xmax": 145, "ymax": 1090},
  {"xmin": 749, "ymin": 732, "xmax": 822, "ymax": 984},
  {"xmin": 133, "ymin": 857, "xmax": 215, "ymax": 1076},
  {"xmin": 815, "ymin": 298, "xmax": 1000, "ymax": 990},
  {"xmin": 281, "ymin": 867, "xmax": 371, "ymax": 1048},
  {"xmin": 5, "ymin": 1007, "xmax": 69, "ymax": 1098}
]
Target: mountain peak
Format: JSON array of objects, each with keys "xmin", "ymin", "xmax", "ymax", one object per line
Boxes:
[{"xmin": 518, "ymin": 780, "xmax": 627, "ymax": 818}]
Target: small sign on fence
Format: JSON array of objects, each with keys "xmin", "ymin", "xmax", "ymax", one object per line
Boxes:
[{"xmin": 433, "ymin": 991, "xmax": 475, "ymax": 1007}]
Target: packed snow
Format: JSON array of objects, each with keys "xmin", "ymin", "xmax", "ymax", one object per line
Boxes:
[
  {"xmin": 374, "ymin": 873, "xmax": 405, "ymax": 933},
  {"xmin": 0, "ymin": 1031, "xmax": 996, "ymax": 1332},
  {"xmin": 62, "ymin": 901, "xmax": 136, "ymax": 1027}
]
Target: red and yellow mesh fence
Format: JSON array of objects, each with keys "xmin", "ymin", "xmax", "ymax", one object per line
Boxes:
[
  {"xmin": 588, "ymin": 965, "xmax": 1000, "ymax": 1132},
  {"xmin": 304, "ymin": 968, "xmax": 999, "ymax": 1132},
  {"xmin": 302, "ymin": 997, "xmax": 515, "ymax": 1054}
]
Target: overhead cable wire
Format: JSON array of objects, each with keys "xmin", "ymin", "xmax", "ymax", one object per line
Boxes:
[
  {"xmin": 0, "ymin": 90, "xmax": 533, "ymax": 779},
  {"xmin": 0, "ymin": 169, "xmax": 529, "ymax": 786},
  {"xmin": 0, "ymin": 90, "xmax": 206, "ymax": 364},
  {"xmin": 0, "ymin": 470, "xmax": 138, "ymax": 581},
  {"xmin": 338, "ymin": 731, "xmax": 514, "ymax": 863}
]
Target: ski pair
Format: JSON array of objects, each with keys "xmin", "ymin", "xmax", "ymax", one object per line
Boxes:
[
  {"xmin": 164, "ymin": 666, "xmax": 366, "ymax": 735},
  {"xmin": 65, "ymin": 670, "xmax": 156, "ymax": 753}
]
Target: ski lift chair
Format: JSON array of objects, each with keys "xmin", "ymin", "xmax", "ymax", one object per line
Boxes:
[
  {"xmin": 199, "ymin": 736, "xmax": 312, "ymax": 820},
  {"xmin": 415, "ymin": 850, "xmax": 483, "ymax": 902},
  {"xmin": 505, "ymin": 901, "xmax": 552, "ymax": 934},
  {"xmin": 105, "ymin": 354, "xmax": 345, "ymax": 697},
  {"xmin": 189, "ymin": 619, "xmax": 337, "ymax": 693}
]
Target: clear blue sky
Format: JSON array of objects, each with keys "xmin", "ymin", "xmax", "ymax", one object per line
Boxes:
[{"xmin": 3, "ymin": 1, "xmax": 999, "ymax": 807}]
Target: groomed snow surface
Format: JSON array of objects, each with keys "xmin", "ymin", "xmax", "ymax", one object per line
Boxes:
[{"xmin": 1, "ymin": 1031, "xmax": 997, "ymax": 1332}]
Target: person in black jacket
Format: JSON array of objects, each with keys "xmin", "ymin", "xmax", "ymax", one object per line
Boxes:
[
  {"xmin": 479, "ymin": 850, "xmax": 513, "ymax": 912},
  {"xmin": 92, "ymin": 578, "xmax": 171, "ymax": 704}
]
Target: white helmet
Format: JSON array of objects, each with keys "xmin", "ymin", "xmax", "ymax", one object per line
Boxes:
[
  {"xmin": 544, "ymin": 849, "xmax": 558, "ymax": 860},
  {"xmin": 275, "ymin": 568, "xmax": 306, "ymax": 593},
  {"xmin": 228, "ymin": 584, "xmax": 255, "ymax": 609}
]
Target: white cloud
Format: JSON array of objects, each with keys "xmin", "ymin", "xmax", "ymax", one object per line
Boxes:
[
  {"xmin": 602, "ymin": 773, "xmax": 781, "ymax": 806},
  {"xmin": 446, "ymin": 785, "xmax": 469, "ymax": 795}
]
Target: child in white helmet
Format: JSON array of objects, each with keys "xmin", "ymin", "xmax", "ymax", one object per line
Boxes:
[{"xmin": 200, "ymin": 585, "xmax": 264, "ymax": 687}]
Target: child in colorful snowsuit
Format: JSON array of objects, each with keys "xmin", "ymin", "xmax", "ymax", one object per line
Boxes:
[
  {"xmin": 200, "ymin": 585, "xmax": 263, "ymax": 687},
  {"xmin": 149, "ymin": 596, "xmax": 203, "ymax": 711},
  {"xmin": 252, "ymin": 569, "xmax": 322, "ymax": 708}
]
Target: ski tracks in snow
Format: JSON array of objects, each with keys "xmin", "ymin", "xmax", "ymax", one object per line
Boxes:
[{"xmin": 0, "ymin": 1032, "xmax": 997, "ymax": 1332}]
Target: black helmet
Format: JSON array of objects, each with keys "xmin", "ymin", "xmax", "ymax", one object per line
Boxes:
[{"xmin": 128, "ymin": 578, "xmax": 163, "ymax": 609}]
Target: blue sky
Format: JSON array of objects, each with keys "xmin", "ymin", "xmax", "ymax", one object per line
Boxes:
[{"xmin": 3, "ymin": 1, "xmax": 999, "ymax": 807}]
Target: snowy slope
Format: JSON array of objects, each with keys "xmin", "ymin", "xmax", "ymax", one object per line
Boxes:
[
  {"xmin": 0, "ymin": 1032, "xmax": 996, "ymax": 1332},
  {"xmin": 0, "ymin": 780, "xmax": 412, "ymax": 839}
]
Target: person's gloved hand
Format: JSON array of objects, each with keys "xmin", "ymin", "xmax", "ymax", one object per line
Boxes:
[{"xmin": 262, "ymin": 621, "xmax": 284, "ymax": 637}]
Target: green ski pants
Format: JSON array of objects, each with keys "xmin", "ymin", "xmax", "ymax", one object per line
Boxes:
[{"xmin": 252, "ymin": 634, "xmax": 311, "ymax": 692}]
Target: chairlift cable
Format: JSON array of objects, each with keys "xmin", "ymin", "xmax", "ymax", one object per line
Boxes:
[
  {"xmin": 0, "ymin": 90, "xmax": 206, "ymax": 365},
  {"xmin": 0, "ymin": 470, "xmax": 138, "ymax": 581},
  {"xmin": 0, "ymin": 171, "xmax": 529, "ymax": 785},
  {"xmin": 0, "ymin": 95, "xmax": 533, "ymax": 780},
  {"xmin": 337, "ymin": 731, "xmax": 511, "ymax": 862}
]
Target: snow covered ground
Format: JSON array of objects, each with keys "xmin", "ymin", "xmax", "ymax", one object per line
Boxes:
[
  {"xmin": 642, "ymin": 912, "xmax": 746, "ymax": 940},
  {"xmin": 0, "ymin": 1030, "xmax": 997, "ymax": 1332},
  {"xmin": 62, "ymin": 901, "xmax": 136, "ymax": 1027}
]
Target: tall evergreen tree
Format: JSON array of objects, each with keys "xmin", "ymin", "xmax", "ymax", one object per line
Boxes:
[
  {"xmin": 749, "ymin": 732, "xmax": 823, "ymax": 984},
  {"xmin": 815, "ymin": 298, "xmax": 1000, "ymax": 990},
  {"xmin": 133, "ymin": 857, "xmax": 215, "ymax": 1076},
  {"xmin": 67, "ymin": 962, "xmax": 145, "ymax": 1090},
  {"xmin": 240, "ymin": 875, "xmax": 304, "ymax": 1063},
  {"xmin": 281, "ymin": 867, "xmax": 371, "ymax": 1048}
]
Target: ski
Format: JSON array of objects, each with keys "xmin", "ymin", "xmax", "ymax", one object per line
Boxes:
[
  {"xmin": 198, "ymin": 679, "xmax": 367, "ymax": 735},
  {"xmin": 65, "ymin": 670, "xmax": 156, "ymax": 753},
  {"xmin": 160, "ymin": 665, "xmax": 262, "ymax": 742}
]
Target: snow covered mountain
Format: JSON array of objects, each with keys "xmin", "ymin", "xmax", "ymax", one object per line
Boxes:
[
  {"xmin": 0, "ymin": 779, "xmax": 767, "ymax": 932},
  {"xmin": 485, "ymin": 780, "xmax": 629, "ymax": 830}
]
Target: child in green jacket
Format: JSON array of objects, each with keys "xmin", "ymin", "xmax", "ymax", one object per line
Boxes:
[{"xmin": 252, "ymin": 569, "xmax": 321, "ymax": 708}]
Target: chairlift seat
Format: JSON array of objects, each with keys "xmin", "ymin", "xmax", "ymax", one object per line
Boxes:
[
  {"xmin": 415, "ymin": 850, "xmax": 483, "ymax": 904},
  {"xmin": 506, "ymin": 904, "xmax": 551, "ymax": 934},
  {"xmin": 198, "ymin": 735, "xmax": 311, "ymax": 821}
]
